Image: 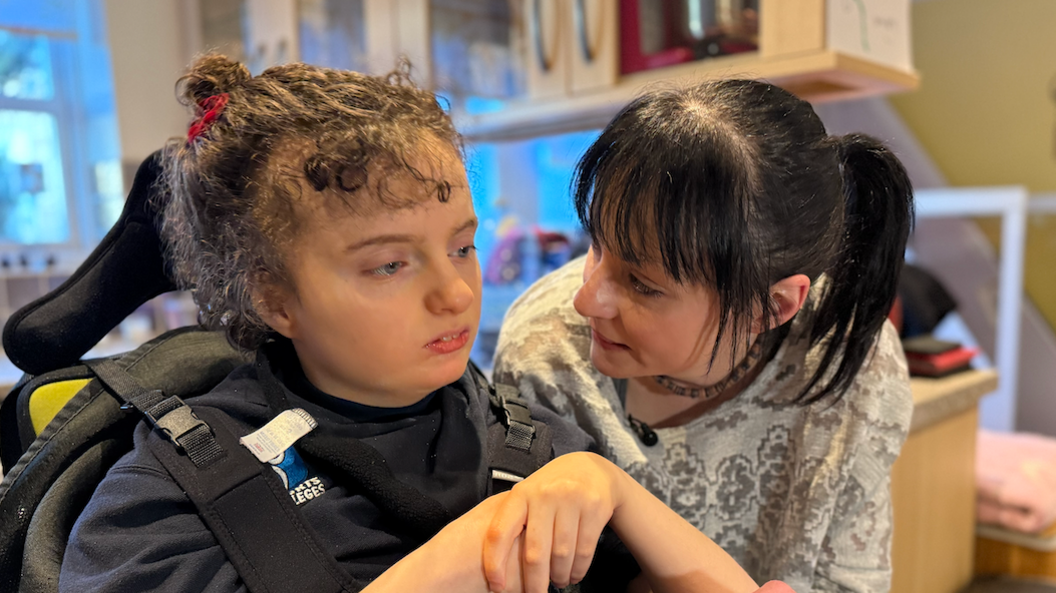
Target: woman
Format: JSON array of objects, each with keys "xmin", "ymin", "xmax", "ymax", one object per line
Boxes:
[{"xmin": 493, "ymin": 79, "xmax": 914, "ymax": 593}]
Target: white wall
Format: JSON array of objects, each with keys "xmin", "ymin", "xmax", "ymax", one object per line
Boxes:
[{"xmin": 105, "ymin": 0, "xmax": 197, "ymax": 167}]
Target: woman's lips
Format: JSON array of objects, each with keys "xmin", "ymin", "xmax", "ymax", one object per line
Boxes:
[
  {"xmin": 591, "ymin": 329, "xmax": 629, "ymax": 351},
  {"xmin": 425, "ymin": 329, "xmax": 470, "ymax": 354}
]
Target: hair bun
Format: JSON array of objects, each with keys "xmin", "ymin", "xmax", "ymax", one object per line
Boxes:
[{"xmin": 179, "ymin": 54, "xmax": 251, "ymax": 105}]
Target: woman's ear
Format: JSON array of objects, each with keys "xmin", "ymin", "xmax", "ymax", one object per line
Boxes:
[
  {"xmin": 754, "ymin": 274, "xmax": 811, "ymax": 332},
  {"xmin": 250, "ymin": 278, "xmax": 297, "ymax": 339}
]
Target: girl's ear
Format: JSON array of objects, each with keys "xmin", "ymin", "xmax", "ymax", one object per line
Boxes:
[
  {"xmin": 753, "ymin": 274, "xmax": 811, "ymax": 332},
  {"xmin": 250, "ymin": 278, "xmax": 297, "ymax": 339}
]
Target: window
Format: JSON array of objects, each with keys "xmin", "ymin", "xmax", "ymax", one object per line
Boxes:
[
  {"xmin": 0, "ymin": 0, "xmax": 122, "ymax": 258},
  {"xmin": 0, "ymin": 0, "xmax": 122, "ymax": 327},
  {"xmin": 468, "ymin": 130, "xmax": 600, "ymax": 367}
]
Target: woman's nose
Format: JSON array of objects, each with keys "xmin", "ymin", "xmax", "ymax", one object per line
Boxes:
[{"xmin": 573, "ymin": 252, "xmax": 618, "ymax": 320}]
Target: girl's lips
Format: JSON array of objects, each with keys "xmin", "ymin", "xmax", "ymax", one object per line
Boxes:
[
  {"xmin": 592, "ymin": 329, "xmax": 629, "ymax": 351},
  {"xmin": 425, "ymin": 329, "xmax": 470, "ymax": 355}
]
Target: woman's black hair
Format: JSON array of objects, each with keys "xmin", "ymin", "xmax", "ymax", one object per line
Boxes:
[{"xmin": 573, "ymin": 79, "xmax": 914, "ymax": 403}]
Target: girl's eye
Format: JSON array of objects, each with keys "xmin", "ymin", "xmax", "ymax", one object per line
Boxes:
[
  {"xmin": 452, "ymin": 245, "xmax": 477, "ymax": 258},
  {"xmin": 629, "ymin": 274, "xmax": 662, "ymax": 297},
  {"xmin": 371, "ymin": 262, "xmax": 404, "ymax": 277}
]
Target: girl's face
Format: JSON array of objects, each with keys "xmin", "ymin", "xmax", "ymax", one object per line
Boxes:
[
  {"xmin": 264, "ymin": 145, "xmax": 482, "ymax": 407},
  {"xmin": 573, "ymin": 244, "xmax": 746, "ymax": 384}
]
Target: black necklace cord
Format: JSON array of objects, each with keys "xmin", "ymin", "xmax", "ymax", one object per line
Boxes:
[{"xmin": 627, "ymin": 414, "xmax": 658, "ymax": 446}]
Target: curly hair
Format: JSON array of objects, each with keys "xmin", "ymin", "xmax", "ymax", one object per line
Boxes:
[{"xmin": 159, "ymin": 55, "xmax": 462, "ymax": 350}]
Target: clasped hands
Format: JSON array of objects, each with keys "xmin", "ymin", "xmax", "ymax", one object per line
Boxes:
[{"xmin": 481, "ymin": 451, "xmax": 628, "ymax": 593}]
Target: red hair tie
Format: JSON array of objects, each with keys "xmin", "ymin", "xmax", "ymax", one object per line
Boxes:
[{"xmin": 187, "ymin": 93, "xmax": 230, "ymax": 142}]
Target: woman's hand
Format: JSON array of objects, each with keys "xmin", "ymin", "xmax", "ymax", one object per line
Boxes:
[{"xmin": 483, "ymin": 452, "xmax": 629, "ymax": 593}]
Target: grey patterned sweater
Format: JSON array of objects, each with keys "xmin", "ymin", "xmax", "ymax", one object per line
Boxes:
[{"xmin": 493, "ymin": 258, "xmax": 913, "ymax": 593}]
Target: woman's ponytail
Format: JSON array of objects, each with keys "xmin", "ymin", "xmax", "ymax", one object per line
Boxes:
[{"xmin": 801, "ymin": 133, "xmax": 915, "ymax": 403}]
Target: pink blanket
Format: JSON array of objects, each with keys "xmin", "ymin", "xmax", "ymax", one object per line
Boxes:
[{"xmin": 977, "ymin": 429, "xmax": 1056, "ymax": 534}]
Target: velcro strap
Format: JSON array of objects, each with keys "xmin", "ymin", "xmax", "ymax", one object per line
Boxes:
[{"xmin": 494, "ymin": 384, "xmax": 535, "ymax": 452}]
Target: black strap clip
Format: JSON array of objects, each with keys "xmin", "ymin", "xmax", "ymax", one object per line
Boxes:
[
  {"xmin": 143, "ymin": 395, "xmax": 210, "ymax": 450},
  {"xmin": 494, "ymin": 384, "xmax": 535, "ymax": 453}
]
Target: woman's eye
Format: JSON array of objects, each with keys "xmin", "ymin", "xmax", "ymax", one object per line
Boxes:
[
  {"xmin": 452, "ymin": 245, "xmax": 477, "ymax": 258},
  {"xmin": 630, "ymin": 274, "xmax": 661, "ymax": 297},
  {"xmin": 371, "ymin": 261, "xmax": 404, "ymax": 277}
]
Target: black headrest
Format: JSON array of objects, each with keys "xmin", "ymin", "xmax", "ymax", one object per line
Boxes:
[{"xmin": 2, "ymin": 151, "xmax": 178, "ymax": 375}]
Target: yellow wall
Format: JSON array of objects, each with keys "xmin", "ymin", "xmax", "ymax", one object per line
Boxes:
[{"xmin": 890, "ymin": 0, "xmax": 1056, "ymax": 328}]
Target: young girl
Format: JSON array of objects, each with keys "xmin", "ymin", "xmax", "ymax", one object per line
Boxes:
[
  {"xmin": 494, "ymin": 79, "xmax": 915, "ymax": 592},
  {"xmin": 57, "ymin": 56, "xmax": 792, "ymax": 593}
]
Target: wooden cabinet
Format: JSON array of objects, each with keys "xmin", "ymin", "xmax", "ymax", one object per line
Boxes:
[
  {"xmin": 524, "ymin": 0, "xmax": 618, "ymax": 99},
  {"xmin": 457, "ymin": 0, "xmax": 919, "ymax": 141},
  {"xmin": 890, "ymin": 370, "xmax": 999, "ymax": 593},
  {"xmin": 202, "ymin": 0, "xmax": 919, "ymax": 142}
]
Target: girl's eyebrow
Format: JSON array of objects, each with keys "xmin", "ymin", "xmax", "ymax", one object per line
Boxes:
[
  {"xmin": 345, "ymin": 233, "xmax": 415, "ymax": 253},
  {"xmin": 345, "ymin": 217, "xmax": 478, "ymax": 253},
  {"xmin": 451, "ymin": 217, "xmax": 478, "ymax": 238}
]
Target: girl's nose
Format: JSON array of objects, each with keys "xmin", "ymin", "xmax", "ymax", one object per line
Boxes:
[{"xmin": 426, "ymin": 264, "xmax": 475, "ymax": 316}]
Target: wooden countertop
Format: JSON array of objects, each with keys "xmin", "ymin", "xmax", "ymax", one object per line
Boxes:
[{"xmin": 909, "ymin": 369, "xmax": 998, "ymax": 434}]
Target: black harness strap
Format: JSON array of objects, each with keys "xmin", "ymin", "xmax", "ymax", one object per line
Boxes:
[
  {"xmin": 84, "ymin": 359, "xmax": 359, "ymax": 593},
  {"xmin": 86, "ymin": 359, "xmax": 223, "ymax": 468},
  {"xmin": 467, "ymin": 366, "xmax": 554, "ymax": 493},
  {"xmin": 148, "ymin": 408, "xmax": 360, "ymax": 593}
]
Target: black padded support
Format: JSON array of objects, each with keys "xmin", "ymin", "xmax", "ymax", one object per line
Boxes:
[
  {"xmin": 21, "ymin": 438, "xmax": 127, "ymax": 593},
  {"xmin": 0, "ymin": 329, "xmax": 243, "ymax": 592},
  {"xmin": 0, "ymin": 373, "xmax": 32, "ymax": 472},
  {"xmin": 13, "ymin": 366, "xmax": 94, "ymax": 457},
  {"xmin": 0, "ymin": 380, "xmax": 133, "ymax": 593},
  {"xmin": 2, "ymin": 151, "xmax": 177, "ymax": 376},
  {"xmin": 147, "ymin": 407, "xmax": 360, "ymax": 593}
]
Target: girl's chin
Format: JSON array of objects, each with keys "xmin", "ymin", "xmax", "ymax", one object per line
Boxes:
[{"xmin": 423, "ymin": 353, "xmax": 473, "ymax": 387}]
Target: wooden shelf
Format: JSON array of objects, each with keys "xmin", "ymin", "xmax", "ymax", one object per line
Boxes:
[
  {"xmin": 909, "ymin": 368, "xmax": 998, "ymax": 433},
  {"xmin": 455, "ymin": 49, "xmax": 920, "ymax": 143}
]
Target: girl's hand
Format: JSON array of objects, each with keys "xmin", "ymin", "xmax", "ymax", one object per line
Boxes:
[
  {"xmin": 367, "ymin": 493, "xmax": 527, "ymax": 593},
  {"xmin": 483, "ymin": 452, "xmax": 628, "ymax": 593}
]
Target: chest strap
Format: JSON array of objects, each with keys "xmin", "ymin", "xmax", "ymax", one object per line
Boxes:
[
  {"xmin": 474, "ymin": 369, "xmax": 554, "ymax": 493},
  {"xmin": 147, "ymin": 407, "xmax": 362, "ymax": 593},
  {"xmin": 86, "ymin": 359, "xmax": 360, "ymax": 593}
]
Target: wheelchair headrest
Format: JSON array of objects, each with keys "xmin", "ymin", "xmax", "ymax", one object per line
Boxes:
[{"xmin": 2, "ymin": 150, "xmax": 178, "ymax": 376}]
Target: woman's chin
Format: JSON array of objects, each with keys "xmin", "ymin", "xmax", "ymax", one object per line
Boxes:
[{"xmin": 589, "ymin": 344, "xmax": 639, "ymax": 379}]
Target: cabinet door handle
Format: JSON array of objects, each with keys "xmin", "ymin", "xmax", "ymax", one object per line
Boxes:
[
  {"xmin": 573, "ymin": 0, "xmax": 597, "ymax": 63},
  {"xmin": 532, "ymin": 0, "xmax": 557, "ymax": 72}
]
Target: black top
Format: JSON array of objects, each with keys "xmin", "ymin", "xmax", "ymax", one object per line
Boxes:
[{"xmin": 58, "ymin": 344, "xmax": 637, "ymax": 591}]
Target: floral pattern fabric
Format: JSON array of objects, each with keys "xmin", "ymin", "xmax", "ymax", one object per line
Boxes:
[{"xmin": 493, "ymin": 258, "xmax": 913, "ymax": 593}]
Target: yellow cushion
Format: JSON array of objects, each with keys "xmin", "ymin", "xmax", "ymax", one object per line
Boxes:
[{"xmin": 28, "ymin": 378, "xmax": 92, "ymax": 436}]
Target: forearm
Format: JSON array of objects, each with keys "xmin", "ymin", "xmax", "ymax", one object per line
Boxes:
[{"xmin": 610, "ymin": 470, "xmax": 759, "ymax": 593}]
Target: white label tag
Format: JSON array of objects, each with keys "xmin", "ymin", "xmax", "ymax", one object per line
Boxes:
[{"xmin": 239, "ymin": 408, "xmax": 318, "ymax": 463}]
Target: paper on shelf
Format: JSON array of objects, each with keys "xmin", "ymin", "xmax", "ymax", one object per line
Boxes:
[{"xmin": 827, "ymin": 0, "xmax": 913, "ymax": 71}]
